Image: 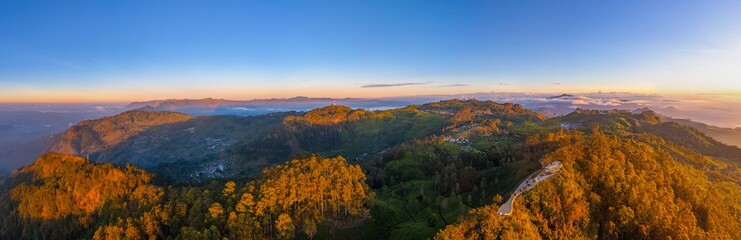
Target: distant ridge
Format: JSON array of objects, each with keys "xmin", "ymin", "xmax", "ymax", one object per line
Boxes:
[
  {"xmin": 126, "ymin": 98, "xmax": 242, "ymax": 109},
  {"xmin": 631, "ymin": 107, "xmax": 654, "ymax": 114},
  {"xmin": 628, "ymin": 107, "xmax": 741, "ymax": 147},
  {"xmin": 126, "ymin": 97, "xmax": 405, "ymax": 110},
  {"xmin": 125, "ymin": 97, "xmax": 415, "ymax": 117},
  {"xmin": 546, "ymin": 93, "xmax": 575, "ymax": 99}
]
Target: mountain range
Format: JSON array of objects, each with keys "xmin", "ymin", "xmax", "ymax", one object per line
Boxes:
[
  {"xmin": 1, "ymin": 98, "xmax": 740, "ymax": 239},
  {"xmin": 0, "ymin": 100, "xmax": 741, "ymax": 239},
  {"xmin": 126, "ymin": 97, "xmax": 417, "ymax": 116}
]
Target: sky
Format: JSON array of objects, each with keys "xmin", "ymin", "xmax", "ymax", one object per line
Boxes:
[{"xmin": 1, "ymin": 0, "xmax": 741, "ymax": 103}]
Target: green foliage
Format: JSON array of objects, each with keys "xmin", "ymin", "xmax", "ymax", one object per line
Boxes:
[
  {"xmin": 5, "ymin": 101, "xmax": 740, "ymax": 240},
  {"xmin": 641, "ymin": 122, "xmax": 741, "ymax": 164},
  {"xmin": 284, "ymin": 105, "xmax": 369, "ymax": 125},
  {"xmin": 100, "ymin": 113, "xmax": 287, "ymax": 180},
  {"xmin": 91, "ymin": 155, "xmax": 372, "ymax": 240},
  {"xmin": 436, "ymin": 129, "xmax": 741, "ymax": 239},
  {"xmin": 239, "ymin": 105, "xmax": 450, "ymax": 168}
]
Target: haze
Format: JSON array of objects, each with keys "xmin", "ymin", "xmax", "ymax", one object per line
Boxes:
[
  {"xmin": 2, "ymin": 1, "xmax": 741, "ymax": 103},
  {"xmin": 2, "ymin": 2, "xmax": 741, "ymax": 239}
]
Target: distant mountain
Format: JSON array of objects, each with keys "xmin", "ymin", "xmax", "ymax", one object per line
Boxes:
[
  {"xmin": 49, "ymin": 109, "xmax": 193, "ymax": 156},
  {"xmin": 663, "ymin": 118, "xmax": 741, "ymax": 147},
  {"xmin": 44, "ymin": 99, "xmax": 544, "ymax": 181},
  {"xmin": 544, "ymin": 108, "xmax": 741, "ymax": 164},
  {"xmin": 126, "ymin": 97, "xmax": 414, "ymax": 116},
  {"xmin": 631, "ymin": 107, "xmax": 653, "ymax": 114},
  {"xmin": 632, "ymin": 107, "xmax": 741, "ymax": 148},
  {"xmin": 127, "ymin": 98, "xmax": 242, "ymax": 109},
  {"xmin": 660, "ymin": 106, "xmax": 683, "ymax": 116},
  {"xmin": 546, "ymin": 93, "xmax": 575, "ymax": 99},
  {"xmin": 2, "ymin": 99, "xmax": 740, "ymax": 239},
  {"xmin": 534, "ymin": 107, "xmax": 557, "ymax": 118}
]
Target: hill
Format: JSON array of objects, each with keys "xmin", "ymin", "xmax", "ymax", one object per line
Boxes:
[
  {"xmin": 96, "ymin": 113, "xmax": 287, "ymax": 180},
  {"xmin": 664, "ymin": 118, "xmax": 741, "ymax": 147},
  {"xmin": 0, "ymin": 153, "xmax": 158, "ymax": 239},
  {"xmin": 127, "ymin": 97, "xmax": 242, "ymax": 109},
  {"xmin": 435, "ymin": 129, "xmax": 740, "ymax": 239},
  {"xmin": 126, "ymin": 97, "xmax": 413, "ymax": 116},
  {"xmin": 42, "ymin": 99, "xmax": 542, "ymax": 183},
  {"xmin": 5, "ymin": 100, "xmax": 739, "ymax": 239},
  {"xmin": 631, "ymin": 107, "xmax": 741, "ymax": 148},
  {"xmin": 49, "ymin": 109, "xmax": 193, "ymax": 156},
  {"xmin": 236, "ymin": 100, "xmax": 542, "ymax": 175},
  {"xmin": 0, "ymin": 154, "xmax": 372, "ymax": 240}
]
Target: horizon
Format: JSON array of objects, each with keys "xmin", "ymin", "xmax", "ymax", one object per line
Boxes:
[
  {"xmin": 2, "ymin": 2, "xmax": 741, "ymax": 239},
  {"xmin": 2, "ymin": 1, "xmax": 741, "ymax": 103},
  {"xmin": 0, "ymin": 91, "xmax": 731, "ymax": 105},
  {"xmin": 0, "ymin": 90, "xmax": 644, "ymax": 104},
  {"xmin": 3, "ymin": 91, "xmax": 741, "ymax": 129}
]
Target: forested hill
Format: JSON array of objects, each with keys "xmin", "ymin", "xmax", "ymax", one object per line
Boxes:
[
  {"xmin": 545, "ymin": 108, "xmax": 741, "ymax": 164},
  {"xmin": 664, "ymin": 117, "xmax": 741, "ymax": 147},
  {"xmin": 0, "ymin": 152, "xmax": 158, "ymax": 239},
  {"xmin": 2, "ymin": 100, "xmax": 739, "ymax": 239},
  {"xmin": 0, "ymin": 153, "xmax": 373, "ymax": 240},
  {"xmin": 435, "ymin": 129, "xmax": 740, "ymax": 239},
  {"xmin": 49, "ymin": 109, "xmax": 193, "ymax": 156},
  {"xmin": 235, "ymin": 100, "xmax": 544, "ymax": 177},
  {"xmin": 45, "ymin": 99, "xmax": 543, "ymax": 181}
]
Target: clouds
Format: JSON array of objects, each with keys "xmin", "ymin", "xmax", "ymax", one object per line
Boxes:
[
  {"xmin": 360, "ymin": 82, "xmax": 469, "ymax": 88},
  {"xmin": 360, "ymin": 82, "xmax": 429, "ymax": 88},
  {"xmin": 435, "ymin": 84, "xmax": 469, "ymax": 87}
]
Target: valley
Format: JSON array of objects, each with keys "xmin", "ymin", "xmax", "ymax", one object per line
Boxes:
[
  {"xmin": 4, "ymin": 2, "xmax": 740, "ymax": 239},
  {"xmin": 1, "ymin": 99, "xmax": 739, "ymax": 239}
]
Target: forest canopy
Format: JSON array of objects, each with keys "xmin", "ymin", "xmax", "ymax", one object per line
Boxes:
[
  {"xmin": 435, "ymin": 129, "xmax": 741, "ymax": 239},
  {"xmin": 1, "ymin": 100, "xmax": 740, "ymax": 240}
]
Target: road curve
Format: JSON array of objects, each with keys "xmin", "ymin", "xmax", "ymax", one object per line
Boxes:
[{"xmin": 498, "ymin": 161, "xmax": 562, "ymax": 216}]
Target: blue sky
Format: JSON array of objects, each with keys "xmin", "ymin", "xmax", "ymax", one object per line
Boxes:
[{"xmin": 1, "ymin": 1, "xmax": 741, "ymax": 102}]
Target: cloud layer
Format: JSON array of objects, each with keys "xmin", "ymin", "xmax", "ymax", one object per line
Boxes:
[{"xmin": 361, "ymin": 82, "xmax": 429, "ymax": 88}]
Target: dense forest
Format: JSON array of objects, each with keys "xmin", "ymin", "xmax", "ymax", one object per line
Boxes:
[
  {"xmin": 0, "ymin": 154, "xmax": 372, "ymax": 239},
  {"xmin": 1, "ymin": 100, "xmax": 740, "ymax": 239},
  {"xmin": 436, "ymin": 129, "xmax": 740, "ymax": 239}
]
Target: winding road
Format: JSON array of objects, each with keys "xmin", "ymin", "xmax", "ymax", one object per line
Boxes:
[{"xmin": 498, "ymin": 161, "xmax": 562, "ymax": 216}]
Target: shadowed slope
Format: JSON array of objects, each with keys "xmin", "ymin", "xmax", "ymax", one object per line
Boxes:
[{"xmin": 50, "ymin": 109, "xmax": 192, "ymax": 156}]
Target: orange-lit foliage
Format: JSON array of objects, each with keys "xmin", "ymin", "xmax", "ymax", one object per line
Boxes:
[
  {"xmin": 434, "ymin": 205, "xmax": 541, "ymax": 240},
  {"xmin": 50, "ymin": 110, "xmax": 192, "ymax": 155},
  {"xmin": 9, "ymin": 152, "xmax": 158, "ymax": 220},
  {"xmin": 436, "ymin": 129, "xmax": 741, "ymax": 239},
  {"xmin": 248, "ymin": 155, "xmax": 374, "ymax": 238},
  {"xmin": 421, "ymin": 99, "xmax": 545, "ymax": 121},
  {"xmin": 284, "ymin": 105, "xmax": 371, "ymax": 125},
  {"xmin": 90, "ymin": 155, "xmax": 373, "ymax": 240}
]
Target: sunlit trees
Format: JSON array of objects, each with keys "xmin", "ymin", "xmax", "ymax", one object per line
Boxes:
[
  {"xmin": 0, "ymin": 153, "xmax": 159, "ymax": 239},
  {"xmin": 436, "ymin": 129, "xmax": 741, "ymax": 239},
  {"xmin": 89, "ymin": 155, "xmax": 373, "ymax": 240},
  {"xmin": 283, "ymin": 105, "xmax": 370, "ymax": 125},
  {"xmin": 249, "ymin": 155, "xmax": 374, "ymax": 237}
]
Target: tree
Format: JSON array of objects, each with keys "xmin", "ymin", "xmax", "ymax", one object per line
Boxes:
[
  {"xmin": 275, "ymin": 213, "xmax": 295, "ymax": 239},
  {"xmin": 208, "ymin": 203, "xmax": 224, "ymax": 218},
  {"xmin": 222, "ymin": 181, "xmax": 236, "ymax": 197}
]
